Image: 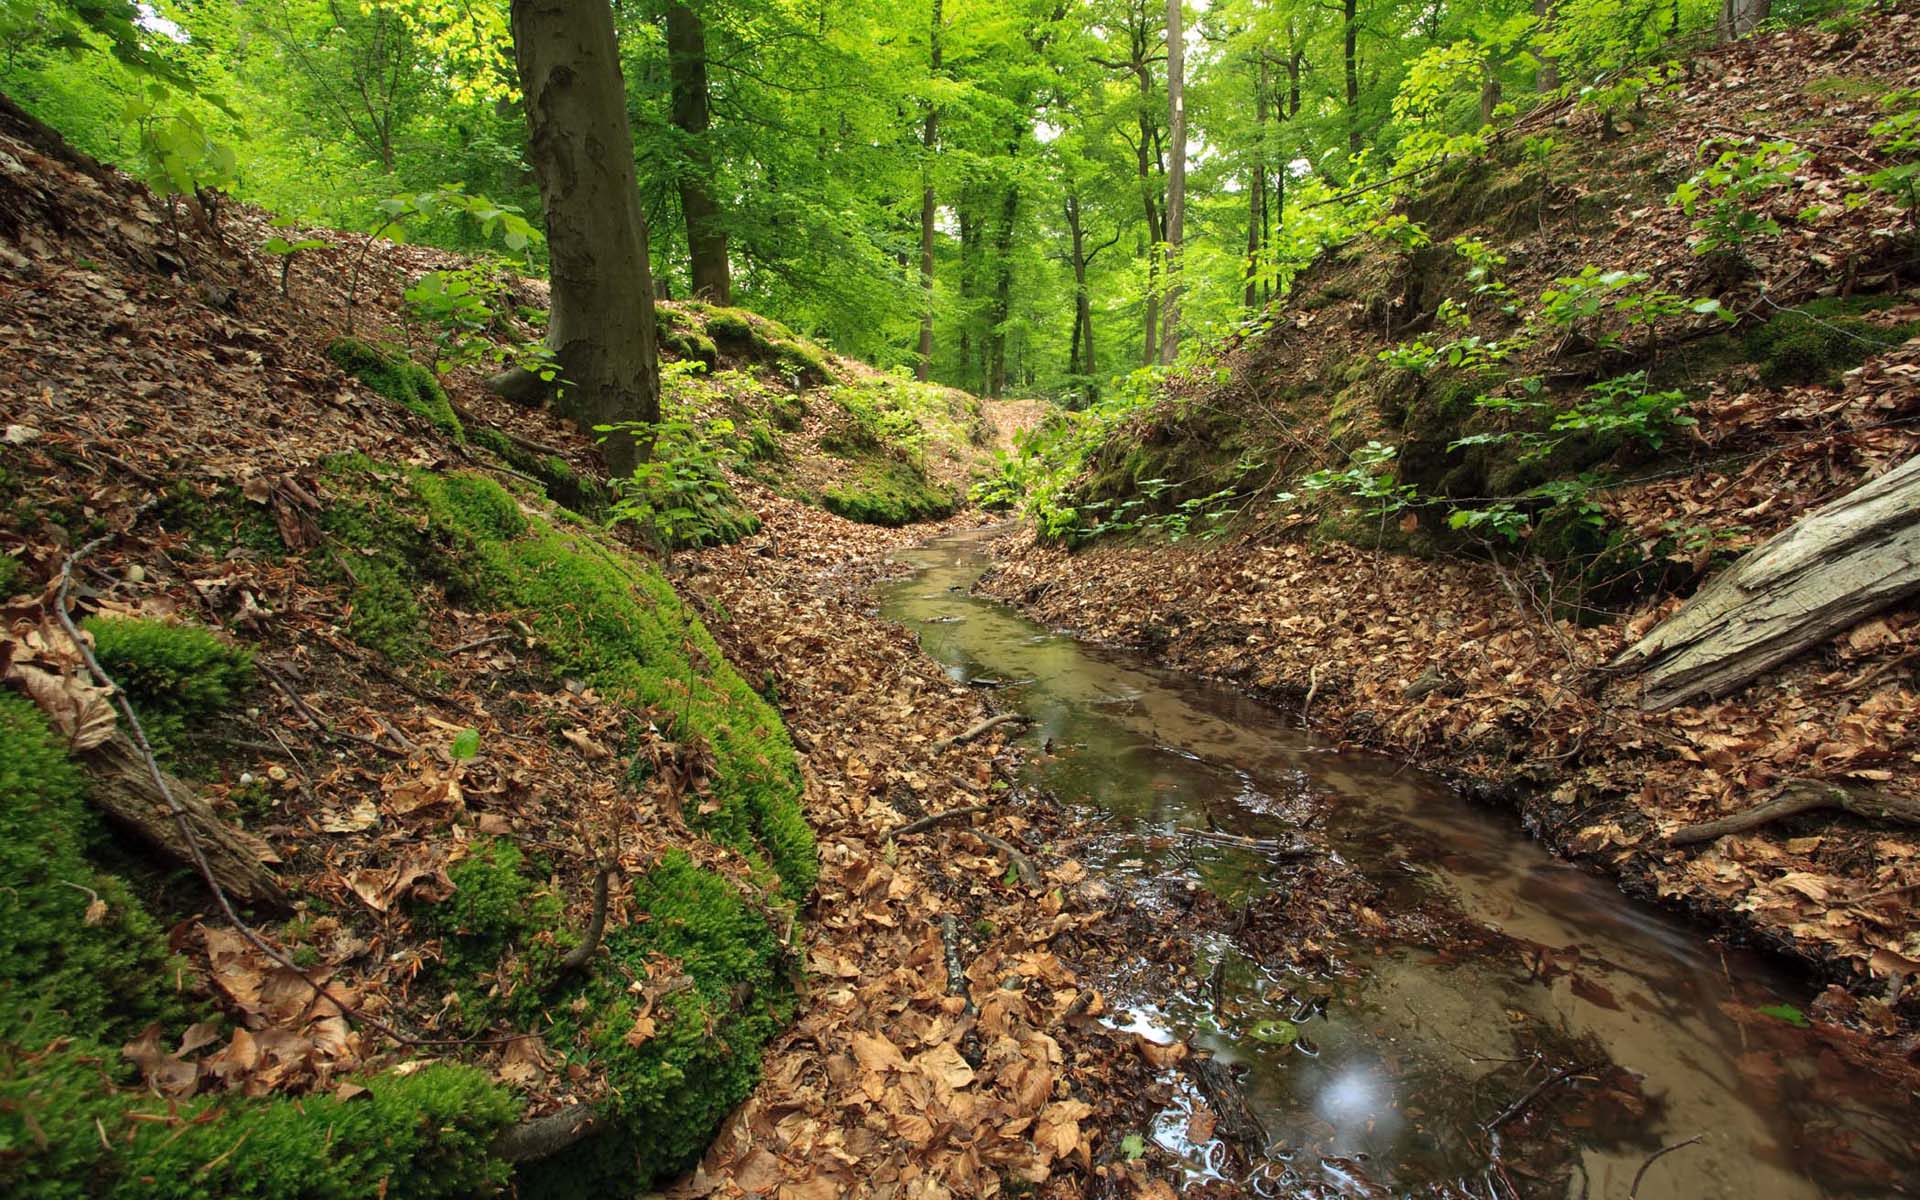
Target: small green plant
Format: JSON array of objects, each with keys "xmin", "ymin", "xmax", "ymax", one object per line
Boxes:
[
  {"xmin": 261, "ymin": 216, "xmax": 327, "ymax": 298},
  {"xmin": 1671, "ymin": 140, "xmax": 1810, "ymax": 255},
  {"xmin": 347, "ymin": 187, "xmax": 541, "ymax": 333},
  {"xmin": 1379, "ymin": 339, "xmax": 1443, "ymax": 373},
  {"xmin": 122, "ymin": 85, "xmax": 237, "ymax": 235},
  {"xmin": 1858, "ymin": 90, "xmax": 1920, "ymax": 231},
  {"xmin": 1452, "ymin": 236, "xmax": 1515, "ymax": 312},
  {"xmin": 1552, "ymin": 371, "xmax": 1694, "ymax": 448},
  {"xmin": 450, "ymin": 727, "xmax": 482, "ymax": 761},
  {"xmin": 603, "ymin": 363, "xmax": 760, "ymax": 550},
  {"xmin": 1536, "ymin": 266, "xmax": 1647, "ymax": 338},
  {"xmin": 1366, "ymin": 212, "xmax": 1432, "ymax": 250},
  {"xmin": 1295, "ymin": 441, "xmax": 1418, "ymax": 516},
  {"xmin": 404, "ymin": 264, "xmax": 560, "ymax": 385}
]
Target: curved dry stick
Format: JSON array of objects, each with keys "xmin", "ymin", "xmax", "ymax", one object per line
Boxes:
[
  {"xmin": 559, "ymin": 862, "xmax": 618, "ymax": 972},
  {"xmin": 1667, "ymin": 781, "xmax": 1920, "ymax": 846},
  {"xmin": 1629, "ymin": 1133, "xmax": 1704, "ymax": 1199},
  {"xmin": 935, "ymin": 711, "xmax": 1031, "ymax": 751},
  {"xmin": 959, "ymin": 828, "xmax": 1039, "ymax": 886},
  {"xmin": 890, "ymin": 804, "xmax": 988, "ymax": 839}
]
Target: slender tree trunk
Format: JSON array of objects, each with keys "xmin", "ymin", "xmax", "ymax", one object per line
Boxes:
[
  {"xmin": 1719, "ymin": 0, "xmax": 1771, "ymax": 38},
  {"xmin": 916, "ymin": 0, "xmax": 942, "ymax": 381},
  {"xmin": 1343, "ymin": 0, "xmax": 1361, "ymax": 161},
  {"xmin": 958, "ymin": 198, "xmax": 980, "ymax": 392},
  {"xmin": 666, "ymin": 2, "xmax": 729, "ymax": 304},
  {"xmin": 1534, "ymin": 0, "xmax": 1559, "ymax": 91},
  {"xmin": 1159, "ymin": 0, "xmax": 1184, "ymax": 364},
  {"xmin": 1245, "ymin": 53, "xmax": 1269, "ymax": 310},
  {"xmin": 508, "ymin": 0, "xmax": 660, "ymax": 475},
  {"xmin": 988, "ymin": 174, "xmax": 1017, "ymax": 397},
  {"xmin": 1066, "ymin": 193, "xmax": 1086, "ymax": 376}
]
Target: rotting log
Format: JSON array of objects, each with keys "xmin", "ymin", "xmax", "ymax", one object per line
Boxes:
[
  {"xmin": 84, "ymin": 733, "xmax": 290, "ymax": 910},
  {"xmin": 493, "ymin": 1103, "xmax": 605, "ymax": 1163},
  {"xmin": 1667, "ymin": 779, "xmax": 1920, "ymax": 845},
  {"xmin": 1609, "ymin": 455, "xmax": 1920, "ymax": 710}
]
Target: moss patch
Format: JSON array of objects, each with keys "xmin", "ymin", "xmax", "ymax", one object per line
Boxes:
[
  {"xmin": 467, "ymin": 427, "xmax": 611, "ymax": 519},
  {"xmin": 822, "ymin": 459, "xmax": 957, "ymax": 527},
  {"xmin": 1743, "ymin": 295, "xmax": 1918, "ymax": 386},
  {"xmin": 327, "ymin": 337, "xmax": 464, "ymax": 440},
  {"xmin": 324, "ymin": 463, "xmax": 814, "ymax": 896},
  {"xmin": 82, "ymin": 616, "xmax": 253, "ymax": 761}
]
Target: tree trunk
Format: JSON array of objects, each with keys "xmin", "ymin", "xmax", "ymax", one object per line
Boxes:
[
  {"xmin": 1066, "ymin": 193, "xmax": 1086, "ymax": 376},
  {"xmin": 667, "ymin": 2, "xmax": 729, "ymax": 305},
  {"xmin": 1159, "ymin": 0, "xmax": 1184, "ymax": 365},
  {"xmin": 1534, "ymin": 0, "xmax": 1560, "ymax": 91},
  {"xmin": 509, "ymin": 0, "xmax": 661, "ymax": 476},
  {"xmin": 1244, "ymin": 53, "xmax": 1269, "ymax": 310},
  {"xmin": 1719, "ymin": 0, "xmax": 1771, "ymax": 39},
  {"xmin": 1609, "ymin": 455, "xmax": 1920, "ymax": 710},
  {"xmin": 1343, "ymin": 0, "xmax": 1361, "ymax": 161},
  {"xmin": 988, "ymin": 174, "xmax": 1017, "ymax": 398},
  {"xmin": 916, "ymin": 0, "xmax": 942, "ymax": 382}
]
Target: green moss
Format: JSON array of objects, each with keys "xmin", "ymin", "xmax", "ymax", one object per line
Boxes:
[
  {"xmin": 155, "ymin": 484, "xmax": 284, "ymax": 559},
  {"xmin": 83, "ymin": 617, "xmax": 253, "ymax": 761},
  {"xmin": 520, "ymin": 853, "xmax": 792, "ymax": 1196},
  {"xmin": 326, "ymin": 338, "xmax": 464, "ymax": 441},
  {"xmin": 769, "ymin": 339, "xmax": 831, "ymax": 385},
  {"xmin": 1, "ymin": 1030, "xmax": 516, "ymax": 1200},
  {"xmin": 822, "ymin": 459, "xmax": 957, "ymax": 527},
  {"xmin": 465, "ymin": 428, "xmax": 610, "ymax": 519},
  {"xmin": 358, "ymin": 469, "xmax": 815, "ymax": 896},
  {"xmin": 1743, "ymin": 296, "xmax": 1918, "ymax": 386},
  {"xmin": 703, "ymin": 309, "xmax": 755, "ymax": 346},
  {"xmin": 346, "ymin": 557, "xmax": 427, "ymax": 662},
  {"xmin": 659, "ymin": 328, "xmax": 719, "ymax": 370},
  {"xmin": 0, "ymin": 694, "xmax": 185, "ymax": 1047},
  {"xmin": 418, "ymin": 838, "xmax": 569, "ymax": 1019},
  {"xmin": 0, "ymin": 553, "xmax": 21, "ymax": 596}
]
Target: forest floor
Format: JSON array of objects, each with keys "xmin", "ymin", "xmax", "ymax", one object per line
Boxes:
[{"xmin": 979, "ymin": 11, "xmax": 1920, "ymax": 1071}]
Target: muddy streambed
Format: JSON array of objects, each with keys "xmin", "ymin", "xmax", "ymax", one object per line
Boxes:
[{"xmin": 881, "ymin": 528, "xmax": 1916, "ymax": 1199}]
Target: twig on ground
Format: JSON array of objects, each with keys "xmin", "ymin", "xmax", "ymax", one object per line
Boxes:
[
  {"xmin": 559, "ymin": 861, "xmax": 619, "ymax": 973},
  {"xmin": 1484, "ymin": 1064, "xmax": 1578, "ymax": 1131},
  {"xmin": 935, "ymin": 711, "xmax": 1032, "ymax": 750},
  {"xmin": 890, "ymin": 804, "xmax": 988, "ymax": 839},
  {"xmin": 1629, "ymin": 1134, "xmax": 1705, "ymax": 1198},
  {"xmin": 958, "ymin": 828, "xmax": 1040, "ymax": 886}
]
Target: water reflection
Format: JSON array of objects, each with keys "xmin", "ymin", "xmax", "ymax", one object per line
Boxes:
[{"xmin": 881, "ymin": 529, "xmax": 1918, "ymax": 1199}]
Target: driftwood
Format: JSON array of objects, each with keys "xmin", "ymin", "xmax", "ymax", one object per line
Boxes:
[
  {"xmin": 1185, "ymin": 1054, "xmax": 1268, "ymax": 1163},
  {"xmin": 492, "ymin": 1104, "xmax": 605, "ymax": 1163},
  {"xmin": 85, "ymin": 734, "xmax": 290, "ymax": 910},
  {"xmin": 1610, "ymin": 455, "xmax": 1920, "ymax": 710},
  {"xmin": 934, "ymin": 712, "xmax": 1032, "ymax": 751},
  {"xmin": 1667, "ymin": 780, "xmax": 1920, "ymax": 845}
]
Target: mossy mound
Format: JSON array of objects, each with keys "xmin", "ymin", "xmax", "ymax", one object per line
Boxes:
[
  {"xmin": 417, "ymin": 837, "xmax": 570, "ymax": 1019},
  {"xmin": 324, "ymin": 461, "xmax": 814, "ymax": 896},
  {"xmin": 822, "ymin": 459, "xmax": 957, "ymax": 527},
  {"xmin": 517, "ymin": 852, "xmax": 793, "ymax": 1195},
  {"xmin": 326, "ymin": 337, "xmax": 464, "ymax": 440},
  {"xmin": 468, "ymin": 427, "xmax": 611, "ymax": 519},
  {"xmin": 0, "ymin": 693, "xmax": 521, "ymax": 1198},
  {"xmin": 697, "ymin": 308, "xmax": 833, "ymax": 386},
  {"xmin": 82, "ymin": 615, "xmax": 253, "ymax": 760},
  {"xmin": 659, "ymin": 327, "xmax": 719, "ymax": 370},
  {"xmin": 1742, "ymin": 295, "xmax": 1918, "ymax": 386}
]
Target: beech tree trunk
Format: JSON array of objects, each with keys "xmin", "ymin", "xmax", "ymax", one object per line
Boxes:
[
  {"xmin": 1610, "ymin": 456, "xmax": 1920, "ymax": 710},
  {"xmin": 1244, "ymin": 53, "xmax": 1268, "ymax": 311},
  {"xmin": 916, "ymin": 0, "xmax": 942, "ymax": 381},
  {"xmin": 667, "ymin": 2, "xmax": 730, "ymax": 305},
  {"xmin": 508, "ymin": 0, "xmax": 661, "ymax": 476},
  {"xmin": 1343, "ymin": 0, "xmax": 1361, "ymax": 160},
  {"xmin": 1719, "ymin": 0, "xmax": 1771, "ymax": 39},
  {"xmin": 1159, "ymin": 0, "xmax": 1184, "ymax": 366}
]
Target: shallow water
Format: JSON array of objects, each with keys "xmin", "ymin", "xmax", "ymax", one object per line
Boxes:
[{"xmin": 881, "ymin": 528, "xmax": 1916, "ymax": 1199}]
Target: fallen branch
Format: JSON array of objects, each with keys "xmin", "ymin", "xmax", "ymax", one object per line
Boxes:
[
  {"xmin": 1630, "ymin": 1134, "xmax": 1705, "ymax": 1199},
  {"xmin": 559, "ymin": 862, "xmax": 619, "ymax": 973},
  {"xmin": 1484, "ymin": 1064, "xmax": 1578, "ymax": 1131},
  {"xmin": 959, "ymin": 829, "xmax": 1040, "ymax": 886},
  {"xmin": 1666, "ymin": 781, "xmax": 1920, "ymax": 846},
  {"xmin": 1180, "ymin": 828, "xmax": 1311, "ymax": 857},
  {"xmin": 890, "ymin": 804, "xmax": 988, "ymax": 839},
  {"xmin": 492, "ymin": 1103, "xmax": 605, "ymax": 1163},
  {"xmin": 935, "ymin": 711, "xmax": 1031, "ymax": 750},
  {"xmin": 1185, "ymin": 1054, "xmax": 1269, "ymax": 1165}
]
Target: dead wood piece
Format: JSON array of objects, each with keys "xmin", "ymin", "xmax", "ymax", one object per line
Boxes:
[
  {"xmin": 935, "ymin": 711, "xmax": 1032, "ymax": 750},
  {"xmin": 938, "ymin": 915, "xmax": 975, "ymax": 1013},
  {"xmin": 1609, "ymin": 455, "xmax": 1920, "ymax": 710},
  {"xmin": 1181, "ymin": 828, "xmax": 1310, "ymax": 857},
  {"xmin": 1185, "ymin": 1054, "xmax": 1268, "ymax": 1163},
  {"xmin": 482, "ymin": 366, "xmax": 555, "ymax": 408},
  {"xmin": 959, "ymin": 829, "xmax": 1041, "ymax": 886},
  {"xmin": 1666, "ymin": 781, "xmax": 1920, "ymax": 845},
  {"xmin": 85, "ymin": 734, "xmax": 290, "ymax": 911},
  {"xmin": 492, "ymin": 1103, "xmax": 606, "ymax": 1163},
  {"xmin": 890, "ymin": 804, "xmax": 988, "ymax": 839},
  {"xmin": 450, "ymin": 402, "xmax": 574, "ymax": 460},
  {"xmin": 1629, "ymin": 1134, "xmax": 1705, "ymax": 1199},
  {"xmin": 559, "ymin": 862, "xmax": 620, "ymax": 973}
]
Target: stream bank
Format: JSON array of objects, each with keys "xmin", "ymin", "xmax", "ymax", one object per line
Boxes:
[{"xmin": 895, "ymin": 526, "xmax": 1918, "ymax": 1197}]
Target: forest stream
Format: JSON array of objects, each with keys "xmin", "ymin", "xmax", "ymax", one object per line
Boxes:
[{"xmin": 882, "ymin": 527, "xmax": 1917, "ymax": 1200}]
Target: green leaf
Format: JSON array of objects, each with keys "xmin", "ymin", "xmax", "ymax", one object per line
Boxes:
[
  {"xmin": 1758, "ymin": 1003, "xmax": 1808, "ymax": 1028},
  {"xmin": 450, "ymin": 728, "xmax": 481, "ymax": 761},
  {"xmin": 1247, "ymin": 1019, "xmax": 1299, "ymax": 1045},
  {"xmin": 1120, "ymin": 1134, "xmax": 1146, "ymax": 1159}
]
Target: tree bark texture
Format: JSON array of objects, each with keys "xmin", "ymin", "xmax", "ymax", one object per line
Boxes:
[
  {"xmin": 1159, "ymin": 0, "xmax": 1184, "ymax": 366},
  {"xmin": 1609, "ymin": 455, "xmax": 1920, "ymax": 710},
  {"xmin": 509, "ymin": 0, "xmax": 661, "ymax": 476},
  {"xmin": 667, "ymin": 2, "xmax": 730, "ymax": 304}
]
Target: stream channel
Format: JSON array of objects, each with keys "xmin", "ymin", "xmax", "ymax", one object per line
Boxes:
[{"xmin": 880, "ymin": 527, "xmax": 1916, "ymax": 1200}]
